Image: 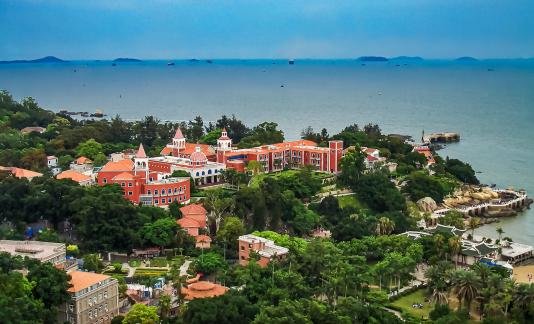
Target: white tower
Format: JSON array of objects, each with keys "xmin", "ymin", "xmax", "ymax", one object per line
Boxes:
[
  {"xmin": 173, "ymin": 128, "xmax": 186, "ymax": 150},
  {"xmin": 217, "ymin": 128, "xmax": 232, "ymax": 150},
  {"xmin": 134, "ymin": 143, "xmax": 149, "ymax": 179}
]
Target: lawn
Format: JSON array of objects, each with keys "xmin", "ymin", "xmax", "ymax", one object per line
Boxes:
[
  {"xmin": 337, "ymin": 194, "xmax": 365, "ymax": 210},
  {"xmin": 391, "ymin": 289, "xmax": 434, "ymax": 320},
  {"xmin": 249, "ymin": 169, "xmax": 332, "ymax": 188}
]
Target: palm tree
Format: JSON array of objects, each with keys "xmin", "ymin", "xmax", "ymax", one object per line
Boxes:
[
  {"xmin": 375, "ymin": 217, "xmax": 395, "ymax": 235},
  {"xmin": 434, "ymin": 234, "xmax": 446, "ymax": 260},
  {"xmin": 451, "ymin": 270, "xmax": 481, "ymax": 312},
  {"xmin": 430, "ymin": 288, "xmax": 449, "ymax": 305},
  {"xmin": 496, "ymin": 227, "xmax": 505, "ymax": 242},
  {"xmin": 448, "ymin": 237, "xmax": 462, "ymax": 268},
  {"xmin": 158, "ymin": 294, "xmax": 171, "ymax": 320},
  {"xmin": 468, "ymin": 217, "xmax": 480, "ymax": 238}
]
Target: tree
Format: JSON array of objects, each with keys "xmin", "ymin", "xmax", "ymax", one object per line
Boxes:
[
  {"xmin": 188, "ymin": 116, "xmax": 205, "ymax": 142},
  {"xmin": 82, "ymin": 254, "xmax": 104, "ymax": 272},
  {"xmin": 439, "ymin": 210, "xmax": 465, "ymax": 229},
  {"xmin": 375, "ymin": 217, "xmax": 395, "ymax": 235},
  {"xmin": 183, "ymin": 293, "xmax": 259, "ymax": 324},
  {"xmin": 246, "ymin": 160, "xmax": 263, "ymax": 175},
  {"xmin": 448, "ymin": 236, "xmax": 462, "ymax": 268},
  {"xmin": 75, "ymin": 138, "xmax": 104, "ymax": 160},
  {"xmin": 355, "ymin": 173, "xmax": 407, "ymax": 213},
  {"xmin": 123, "ymin": 304, "xmax": 159, "ymax": 324},
  {"xmin": 452, "ymin": 270, "xmax": 480, "ymax": 311},
  {"xmin": 338, "ymin": 150, "xmax": 365, "ymax": 188},
  {"xmin": 200, "ymin": 129, "xmax": 222, "ymax": 145},
  {"xmin": 203, "ymin": 189, "xmax": 234, "ymax": 234},
  {"xmin": 402, "ymin": 172, "xmax": 446, "ymax": 203},
  {"xmin": 445, "ymin": 158, "xmax": 479, "ymax": 184},
  {"xmin": 468, "ymin": 217, "xmax": 480, "ymax": 238},
  {"xmin": 193, "ymin": 252, "xmax": 226, "ymax": 275},
  {"xmin": 142, "ymin": 217, "xmax": 179, "ymax": 250},
  {"xmin": 496, "ymin": 227, "xmax": 505, "ymax": 242},
  {"xmin": 217, "ymin": 216, "xmax": 245, "ymax": 252}
]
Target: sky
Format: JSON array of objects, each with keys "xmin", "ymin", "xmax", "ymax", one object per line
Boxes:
[{"xmin": 1, "ymin": 0, "xmax": 533, "ymax": 60}]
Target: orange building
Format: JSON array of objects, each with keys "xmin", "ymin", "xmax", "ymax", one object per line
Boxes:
[
  {"xmin": 238, "ymin": 234, "xmax": 289, "ymax": 267},
  {"xmin": 57, "ymin": 170, "xmax": 93, "ymax": 186},
  {"xmin": 216, "ymin": 131, "xmax": 343, "ymax": 174},
  {"xmin": 176, "ymin": 204, "xmax": 210, "ymax": 248}
]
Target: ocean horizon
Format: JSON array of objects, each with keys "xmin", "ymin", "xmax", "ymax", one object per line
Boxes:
[{"xmin": 1, "ymin": 59, "xmax": 533, "ymax": 244}]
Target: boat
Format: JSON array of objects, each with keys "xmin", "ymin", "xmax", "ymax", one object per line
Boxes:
[
  {"xmin": 288, "ymin": 59, "xmax": 295, "ymax": 65},
  {"xmin": 167, "ymin": 62, "xmax": 175, "ymax": 66},
  {"xmin": 112, "ymin": 63, "xmax": 117, "ymax": 66},
  {"xmin": 90, "ymin": 110, "xmax": 105, "ymax": 118}
]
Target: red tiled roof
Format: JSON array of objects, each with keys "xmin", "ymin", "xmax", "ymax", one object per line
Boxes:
[
  {"xmin": 177, "ymin": 217, "xmax": 201, "ymax": 228},
  {"xmin": 160, "ymin": 147, "xmax": 172, "ymax": 155},
  {"xmin": 112, "ymin": 172, "xmax": 135, "ymax": 181},
  {"xmin": 366, "ymin": 155, "xmax": 378, "ymax": 161},
  {"xmin": 136, "ymin": 144, "xmax": 147, "ymax": 158},
  {"xmin": 68, "ymin": 271, "xmax": 111, "ymax": 293},
  {"xmin": 195, "ymin": 235, "xmax": 212, "ymax": 243},
  {"xmin": 181, "ymin": 281, "xmax": 228, "ymax": 300},
  {"xmin": 76, "ymin": 156, "xmax": 92, "ymax": 165},
  {"xmin": 100, "ymin": 159, "xmax": 134, "ymax": 172},
  {"xmin": 0, "ymin": 166, "xmax": 43, "ymax": 179},
  {"xmin": 57, "ymin": 170, "xmax": 91, "ymax": 183},
  {"xmin": 180, "ymin": 204, "xmax": 207, "ymax": 215},
  {"xmin": 182, "ymin": 143, "xmax": 215, "ymax": 157}
]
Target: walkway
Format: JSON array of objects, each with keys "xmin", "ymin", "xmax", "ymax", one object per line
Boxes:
[
  {"xmin": 180, "ymin": 260, "xmax": 192, "ymax": 276},
  {"xmin": 122, "ymin": 263, "xmax": 136, "ymax": 278}
]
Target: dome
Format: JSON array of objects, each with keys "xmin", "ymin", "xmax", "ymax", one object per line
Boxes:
[{"xmin": 190, "ymin": 146, "xmax": 208, "ymax": 164}]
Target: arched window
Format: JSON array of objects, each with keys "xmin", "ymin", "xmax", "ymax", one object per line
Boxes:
[
  {"xmin": 208, "ymin": 169, "xmax": 212, "ymax": 174},
  {"xmin": 161, "ymin": 189, "xmax": 166, "ymax": 195},
  {"xmin": 196, "ymin": 172, "xmax": 200, "ymax": 176},
  {"xmin": 202, "ymin": 171, "xmax": 205, "ymax": 176}
]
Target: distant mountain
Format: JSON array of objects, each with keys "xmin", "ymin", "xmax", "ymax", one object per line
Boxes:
[
  {"xmin": 455, "ymin": 56, "xmax": 478, "ymax": 62},
  {"xmin": 113, "ymin": 58, "xmax": 142, "ymax": 62},
  {"xmin": 389, "ymin": 56, "xmax": 424, "ymax": 61},
  {"xmin": 358, "ymin": 56, "xmax": 388, "ymax": 62},
  {"xmin": 0, "ymin": 56, "xmax": 67, "ymax": 64}
]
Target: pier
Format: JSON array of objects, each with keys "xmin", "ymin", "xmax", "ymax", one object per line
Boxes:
[{"xmin": 422, "ymin": 132, "xmax": 460, "ymax": 144}]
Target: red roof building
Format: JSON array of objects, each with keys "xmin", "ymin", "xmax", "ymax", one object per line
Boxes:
[{"xmin": 181, "ymin": 281, "xmax": 228, "ymax": 300}]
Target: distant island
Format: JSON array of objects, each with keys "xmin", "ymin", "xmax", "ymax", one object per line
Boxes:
[
  {"xmin": 113, "ymin": 58, "xmax": 143, "ymax": 63},
  {"xmin": 455, "ymin": 56, "xmax": 479, "ymax": 62},
  {"xmin": 389, "ymin": 56, "xmax": 424, "ymax": 62},
  {"xmin": 0, "ymin": 56, "xmax": 67, "ymax": 64},
  {"xmin": 357, "ymin": 56, "xmax": 388, "ymax": 62}
]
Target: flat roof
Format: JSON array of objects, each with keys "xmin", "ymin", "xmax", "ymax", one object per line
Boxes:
[
  {"xmin": 0, "ymin": 240, "xmax": 65, "ymax": 261},
  {"xmin": 68, "ymin": 271, "xmax": 112, "ymax": 293}
]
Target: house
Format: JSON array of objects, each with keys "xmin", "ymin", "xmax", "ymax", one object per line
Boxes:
[
  {"xmin": 177, "ymin": 217, "xmax": 202, "ymax": 237},
  {"xmin": 361, "ymin": 147, "xmax": 387, "ymax": 169},
  {"xmin": 70, "ymin": 156, "xmax": 94, "ymax": 173},
  {"xmin": 453, "ymin": 241, "xmax": 499, "ymax": 266},
  {"xmin": 180, "ymin": 204, "xmax": 207, "ymax": 228},
  {"xmin": 0, "ymin": 166, "xmax": 43, "ymax": 180},
  {"xmin": 47, "ymin": 155, "xmax": 61, "ymax": 176},
  {"xmin": 57, "ymin": 170, "xmax": 93, "ymax": 186},
  {"xmin": 238, "ymin": 234, "xmax": 289, "ymax": 267},
  {"xmin": 58, "ymin": 271, "xmax": 119, "ymax": 324},
  {"xmin": 181, "ymin": 281, "xmax": 228, "ymax": 300},
  {"xmin": 96, "ymin": 144, "xmax": 191, "ymax": 207},
  {"xmin": 195, "ymin": 235, "xmax": 212, "ymax": 249},
  {"xmin": 0, "ymin": 240, "xmax": 66, "ymax": 266},
  {"xmin": 413, "ymin": 145, "xmax": 436, "ymax": 166},
  {"xmin": 20, "ymin": 126, "xmax": 45, "ymax": 134}
]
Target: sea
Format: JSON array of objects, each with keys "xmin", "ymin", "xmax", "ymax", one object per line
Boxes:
[{"xmin": 1, "ymin": 59, "xmax": 533, "ymax": 244}]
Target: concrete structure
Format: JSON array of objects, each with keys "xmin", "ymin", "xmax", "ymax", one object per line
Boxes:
[
  {"xmin": 58, "ymin": 271, "xmax": 119, "ymax": 324},
  {"xmin": 0, "ymin": 240, "xmax": 66, "ymax": 266},
  {"xmin": 238, "ymin": 234, "xmax": 289, "ymax": 267},
  {"xmin": 500, "ymin": 241, "xmax": 534, "ymax": 265}
]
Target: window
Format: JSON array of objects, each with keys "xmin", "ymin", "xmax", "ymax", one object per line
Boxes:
[
  {"xmin": 128, "ymin": 191, "xmax": 133, "ymax": 196},
  {"xmin": 89, "ymin": 310, "xmax": 93, "ymax": 319},
  {"xmin": 147, "ymin": 190, "xmax": 151, "ymax": 195},
  {"xmin": 241, "ymin": 256, "xmax": 245, "ymax": 260},
  {"xmin": 162, "ymin": 198, "xmax": 166, "ymax": 204},
  {"xmin": 121, "ymin": 182, "xmax": 125, "ymax": 187},
  {"xmin": 155, "ymin": 199, "xmax": 159, "ymax": 204},
  {"xmin": 102, "ymin": 178, "xmax": 107, "ymax": 184},
  {"xmin": 208, "ymin": 169, "xmax": 212, "ymax": 174},
  {"xmin": 154, "ymin": 189, "xmax": 158, "ymax": 195},
  {"xmin": 104, "ymin": 291, "xmax": 107, "ymax": 299},
  {"xmin": 241, "ymin": 246, "xmax": 245, "ymax": 250},
  {"xmin": 98, "ymin": 293, "xmax": 102, "ymax": 300},
  {"xmin": 174, "ymin": 188, "xmax": 178, "ymax": 193},
  {"xmin": 128, "ymin": 182, "xmax": 133, "ymax": 187},
  {"xmin": 69, "ymin": 304, "xmax": 74, "ymax": 312},
  {"xmin": 161, "ymin": 189, "xmax": 166, "ymax": 195}
]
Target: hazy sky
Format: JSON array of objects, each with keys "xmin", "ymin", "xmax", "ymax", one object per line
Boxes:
[{"xmin": 1, "ymin": 0, "xmax": 533, "ymax": 60}]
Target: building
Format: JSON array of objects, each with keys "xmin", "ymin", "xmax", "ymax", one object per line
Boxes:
[
  {"xmin": 0, "ymin": 166, "xmax": 43, "ymax": 180},
  {"xmin": 238, "ymin": 234, "xmax": 289, "ymax": 267},
  {"xmin": 47, "ymin": 155, "xmax": 62, "ymax": 176},
  {"xmin": 181, "ymin": 281, "xmax": 228, "ymax": 300},
  {"xmin": 20, "ymin": 126, "xmax": 46, "ymax": 134},
  {"xmin": 0, "ymin": 240, "xmax": 66, "ymax": 266},
  {"xmin": 217, "ymin": 135, "xmax": 343, "ymax": 174},
  {"xmin": 413, "ymin": 145, "xmax": 436, "ymax": 166},
  {"xmin": 97, "ymin": 144, "xmax": 191, "ymax": 207},
  {"xmin": 57, "ymin": 170, "xmax": 93, "ymax": 186},
  {"xmin": 70, "ymin": 156, "xmax": 94, "ymax": 173},
  {"xmin": 195, "ymin": 235, "xmax": 212, "ymax": 249},
  {"xmin": 177, "ymin": 204, "xmax": 208, "ymax": 240},
  {"xmin": 161, "ymin": 128, "xmax": 217, "ymax": 161},
  {"xmin": 58, "ymin": 271, "xmax": 119, "ymax": 324}
]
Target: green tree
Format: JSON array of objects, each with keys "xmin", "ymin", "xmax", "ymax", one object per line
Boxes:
[
  {"xmin": 83, "ymin": 254, "xmax": 104, "ymax": 272},
  {"xmin": 339, "ymin": 150, "xmax": 366, "ymax": 188},
  {"xmin": 123, "ymin": 304, "xmax": 159, "ymax": 324},
  {"xmin": 75, "ymin": 138, "xmax": 104, "ymax": 160},
  {"xmin": 402, "ymin": 172, "xmax": 446, "ymax": 203},
  {"xmin": 355, "ymin": 173, "xmax": 407, "ymax": 213},
  {"xmin": 375, "ymin": 217, "xmax": 395, "ymax": 235},
  {"xmin": 439, "ymin": 210, "xmax": 465, "ymax": 229},
  {"xmin": 193, "ymin": 252, "xmax": 226, "ymax": 275},
  {"xmin": 451, "ymin": 270, "xmax": 480, "ymax": 311},
  {"xmin": 217, "ymin": 216, "xmax": 245, "ymax": 252},
  {"xmin": 183, "ymin": 293, "xmax": 259, "ymax": 324},
  {"xmin": 142, "ymin": 217, "xmax": 179, "ymax": 250}
]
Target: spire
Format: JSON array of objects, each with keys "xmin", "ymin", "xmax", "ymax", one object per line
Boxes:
[
  {"xmin": 136, "ymin": 143, "xmax": 147, "ymax": 158},
  {"xmin": 174, "ymin": 128, "xmax": 184, "ymax": 139}
]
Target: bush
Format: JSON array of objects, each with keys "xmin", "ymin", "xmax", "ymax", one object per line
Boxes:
[{"xmin": 430, "ymin": 304, "xmax": 451, "ymax": 320}]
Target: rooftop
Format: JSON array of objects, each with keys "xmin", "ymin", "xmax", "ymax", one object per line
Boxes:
[
  {"xmin": 181, "ymin": 281, "xmax": 228, "ymax": 300},
  {"xmin": 180, "ymin": 203, "xmax": 207, "ymax": 215},
  {"xmin": 0, "ymin": 240, "xmax": 65, "ymax": 261},
  {"xmin": 100, "ymin": 159, "xmax": 134, "ymax": 172},
  {"xmin": 68, "ymin": 271, "xmax": 112, "ymax": 293},
  {"xmin": 57, "ymin": 170, "xmax": 91, "ymax": 183}
]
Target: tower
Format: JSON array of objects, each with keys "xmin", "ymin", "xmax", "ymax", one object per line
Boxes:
[
  {"xmin": 172, "ymin": 128, "xmax": 186, "ymax": 157},
  {"xmin": 216, "ymin": 128, "xmax": 232, "ymax": 163},
  {"xmin": 134, "ymin": 143, "xmax": 149, "ymax": 179},
  {"xmin": 328, "ymin": 140, "xmax": 343, "ymax": 174}
]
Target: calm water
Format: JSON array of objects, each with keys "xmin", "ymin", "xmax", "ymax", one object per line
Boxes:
[{"xmin": 1, "ymin": 59, "xmax": 533, "ymax": 243}]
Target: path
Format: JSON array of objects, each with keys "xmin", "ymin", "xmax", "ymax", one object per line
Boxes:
[
  {"xmin": 122, "ymin": 263, "xmax": 135, "ymax": 278},
  {"xmin": 180, "ymin": 260, "xmax": 192, "ymax": 276},
  {"xmin": 382, "ymin": 307, "xmax": 404, "ymax": 321}
]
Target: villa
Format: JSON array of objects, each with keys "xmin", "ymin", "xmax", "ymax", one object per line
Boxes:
[
  {"xmin": 0, "ymin": 166, "xmax": 43, "ymax": 180},
  {"xmin": 238, "ymin": 234, "xmax": 289, "ymax": 267},
  {"xmin": 57, "ymin": 169, "xmax": 93, "ymax": 186}
]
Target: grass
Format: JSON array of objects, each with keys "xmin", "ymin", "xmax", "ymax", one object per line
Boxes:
[
  {"xmin": 337, "ymin": 194, "xmax": 365, "ymax": 210},
  {"xmin": 391, "ymin": 289, "xmax": 434, "ymax": 320},
  {"xmin": 249, "ymin": 169, "xmax": 332, "ymax": 188}
]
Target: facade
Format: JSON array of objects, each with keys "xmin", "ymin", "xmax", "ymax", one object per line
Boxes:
[
  {"xmin": 0, "ymin": 240, "xmax": 66, "ymax": 266},
  {"xmin": 58, "ymin": 271, "xmax": 119, "ymax": 324},
  {"xmin": 96, "ymin": 144, "xmax": 190, "ymax": 207},
  {"xmin": 217, "ymin": 135, "xmax": 343, "ymax": 174},
  {"xmin": 238, "ymin": 234, "xmax": 289, "ymax": 267}
]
